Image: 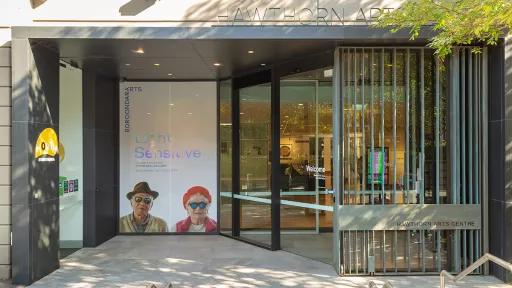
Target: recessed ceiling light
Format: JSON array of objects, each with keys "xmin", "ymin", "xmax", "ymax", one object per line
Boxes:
[
  {"xmin": 298, "ymin": 103, "xmax": 304, "ymax": 106},
  {"xmin": 169, "ymin": 103, "xmax": 174, "ymax": 106},
  {"xmin": 213, "ymin": 63, "xmax": 221, "ymax": 67},
  {"xmin": 167, "ymin": 73, "xmax": 173, "ymax": 76},
  {"xmin": 125, "ymin": 63, "xmax": 131, "ymax": 66},
  {"xmin": 248, "ymin": 50, "xmax": 254, "ymax": 54},
  {"xmin": 240, "ymin": 112, "xmax": 245, "ymax": 115},
  {"xmin": 133, "ymin": 48, "xmax": 145, "ymax": 54},
  {"xmin": 146, "ymin": 112, "xmax": 151, "ymax": 115},
  {"xmin": 242, "ymin": 98, "xmax": 247, "ymax": 101},
  {"xmin": 260, "ymin": 63, "xmax": 266, "ymax": 66},
  {"xmin": 187, "ymin": 112, "xmax": 193, "ymax": 115},
  {"xmin": 154, "ymin": 63, "xmax": 160, "ymax": 67}
]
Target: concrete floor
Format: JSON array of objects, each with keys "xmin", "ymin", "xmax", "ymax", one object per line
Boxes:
[{"xmin": 21, "ymin": 235, "xmax": 510, "ymax": 288}]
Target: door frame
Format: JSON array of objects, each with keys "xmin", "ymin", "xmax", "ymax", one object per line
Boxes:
[{"xmin": 219, "ymin": 49, "xmax": 336, "ymax": 256}]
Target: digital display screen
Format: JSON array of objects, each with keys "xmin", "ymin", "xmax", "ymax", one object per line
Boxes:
[{"xmin": 367, "ymin": 147, "xmax": 387, "ymax": 185}]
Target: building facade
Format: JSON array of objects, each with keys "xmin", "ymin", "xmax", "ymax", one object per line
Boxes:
[{"xmin": 0, "ymin": 0, "xmax": 511, "ymax": 285}]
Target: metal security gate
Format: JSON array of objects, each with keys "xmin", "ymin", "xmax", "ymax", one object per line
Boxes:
[{"xmin": 332, "ymin": 47, "xmax": 487, "ymax": 275}]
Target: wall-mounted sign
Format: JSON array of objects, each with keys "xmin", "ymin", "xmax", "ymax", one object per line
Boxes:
[
  {"xmin": 217, "ymin": 5, "xmax": 395, "ymax": 26},
  {"xmin": 34, "ymin": 128, "xmax": 59, "ymax": 162},
  {"xmin": 337, "ymin": 204, "xmax": 481, "ymax": 230},
  {"xmin": 306, "ymin": 165, "xmax": 326, "ymax": 180}
]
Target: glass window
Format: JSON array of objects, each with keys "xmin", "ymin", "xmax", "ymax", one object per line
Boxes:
[
  {"xmin": 59, "ymin": 63, "xmax": 83, "ymax": 255},
  {"xmin": 220, "ymin": 79, "xmax": 233, "ymax": 235}
]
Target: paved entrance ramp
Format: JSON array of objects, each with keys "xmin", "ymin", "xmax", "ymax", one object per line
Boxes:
[{"xmin": 29, "ymin": 236, "xmax": 508, "ymax": 287}]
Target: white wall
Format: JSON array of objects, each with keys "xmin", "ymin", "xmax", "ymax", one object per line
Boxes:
[
  {"xmin": 2, "ymin": 0, "xmax": 405, "ymax": 27},
  {"xmin": 59, "ymin": 64, "xmax": 83, "ymax": 247}
]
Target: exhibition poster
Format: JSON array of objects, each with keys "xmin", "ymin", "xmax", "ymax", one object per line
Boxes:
[{"xmin": 119, "ymin": 82, "xmax": 217, "ymax": 233}]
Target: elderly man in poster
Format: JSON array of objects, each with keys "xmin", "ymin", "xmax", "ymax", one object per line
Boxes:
[
  {"xmin": 119, "ymin": 182, "xmax": 168, "ymax": 233},
  {"xmin": 172, "ymin": 186, "xmax": 217, "ymax": 232}
]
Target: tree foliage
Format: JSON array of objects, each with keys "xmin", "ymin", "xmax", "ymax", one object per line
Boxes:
[{"xmin": 373, "ymin": 0, "xmax": 512, "ymax": 60}]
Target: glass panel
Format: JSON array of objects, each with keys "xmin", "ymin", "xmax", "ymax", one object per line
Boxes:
[
  {"xmin": 408, "ymin": 50, "xmax": 420, "ymax": 205},
  {"xmin": 239, "ymin": 83, "xmax": 272, "ymax": 246},
  {"xmin": 219, "ymin": 79, "xmax": 232, "ymax": 235},
  {"xmin": 279, "ymin": 67, "xmax": 333, "ymax": 264},
  {"xmin": 59, "ymin": 63, "xmax": 83, "ymax": 257},
  {"xmin": 395, "ymin": 50, "xmax": 407, "ymax": 205},
  {"xmin": 240, "ymin": 200, "xmax": 271, "ymax": 246},
  {"xmin": 424, "ymin": 50, "xmax": 437, "ymax": 204},
  {"xmin": 439, "ymin": 59, "xmax": 449, "ymax": 204}
]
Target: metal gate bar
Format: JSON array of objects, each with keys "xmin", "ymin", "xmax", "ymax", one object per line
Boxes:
[{"xmin": 336, "ymin": 47, "xmax": 485, "ymax": 275}]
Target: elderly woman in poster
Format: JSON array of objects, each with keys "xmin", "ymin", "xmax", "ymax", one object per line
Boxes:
[{"xmin": 172, "ymin": 186, "xmax": 217, "ymax": 232}]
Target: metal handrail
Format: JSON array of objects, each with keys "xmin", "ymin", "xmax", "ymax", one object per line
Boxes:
[
  {"xmin": 440, "ymin": 253, "xmax": 512, "ymax": 288},
  {"xmin": 368, "ymin": 280, "xmax": 393, "ymax": 288}
]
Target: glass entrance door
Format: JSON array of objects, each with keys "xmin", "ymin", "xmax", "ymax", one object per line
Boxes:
[
  {"xmin": 279, "ymin": 68, "xmax": 334, "ymax": 264},
  {"xmin": 238, "ymin": 81, "xmax": 272, "ymax": 246},
  {"xmin": 219, "ymin": 54, "xmax": 337, "ymax": 266},
  {"xmin": 220, "ymin": 71, "xmax": 275, "ymax": 248}
]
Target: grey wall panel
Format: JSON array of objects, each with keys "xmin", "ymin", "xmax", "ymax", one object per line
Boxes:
[
  {"xmin": 0, "ymin": 265, "xmax": 9, "ymax": 281},
  {"xmin": 0, "ymin": 186, "xmax": 10, "ymax": 205},
  {"xmin": 12, "ymin": 40, "xmax": 58, "ymax": 124},
  {"xmin": 0, "ymin": 206, "xmax": 10, "ymax": 225},
  {"xmin": 505, "ymin": 35, "xmax": 512, "ymax": 121},
  {"xmin": 0, "ymin": 127, "xmax": 10, "ymax": 146},
  {"xmin": 0, "ymin": 226, "xmax": 10, "ymax": 245},
  {"xmin": 11, "ymin": 39, "xmax": 59, "ymax": 285},
  {"xmin": 0, "ymin": 43, "xmax": 12, "ymax": 281},
  {"xmin": 83, "ymin": 69, "xmax": 118, "ymax": 247},
  {"xmin": 11, "ymin": 204, "xmax": 29, "ymax": 284},
  {"xmin": 0, "ymin": 107, "xmax": 11, "ymax": 126},
  {"xmin": 0, "ymin": 87, "xmax": 11, "ymax": 106},
  {"xmin": 504, "ymin": 35, "xmax": 512, "ymax": 283},
  {"xmin": 0, "ymin": 68, "xmax": 10, "ymax": 87},
  {"xmin": 11, "ymin": 122, "xmax": 29, "ymax": 206},
  {"xmin": 0, "ymin": 48, "xmax": 10, "ymax": 67},
  {"xmin": 0, "ymin": 146, "xmax": 10, "ymax": 166},
  {"xmin": 30, "ymin": 199, "xmax": 59, "ymax": 280},
  {"xmin": 0, "ymin": 166, "xmax": 10, "ymax": 186},
  {"xmin": 0, "ymin": 245, "xmax": 10, "ymax": 264},
  {"xmin": 488, "ymin": 42, "xmax": 512, "ymax": 283},
  {"xmin": 505, "ymin": 118, "xmax": 512, "ymax": 198}
]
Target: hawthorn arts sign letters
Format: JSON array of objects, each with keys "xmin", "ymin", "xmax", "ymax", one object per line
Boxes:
[
  {"xmin": 217, "ymin": 5, "xmax": 396, "ymax": 25},
  {"xmin": 337, "ymin": 204, "xmax": 481, "ymax": 230}
]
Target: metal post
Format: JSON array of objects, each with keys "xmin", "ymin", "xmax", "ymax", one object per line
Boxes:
[
  {"xmin": 450, "ymin": 48, "xmax": 461, "ymax": 272},
  {"xmin": 271, "ymin": 68, "xmax": 281, "ymax": 251},
  {"xmin": 481, "ymin": 48, "xmax": 489, "ymax": 274},
  {"xmin": 392, "ymin": 49, "xmax": 397, "ymax": 204},
  {"xmin": 333, "ymin": 47, "xmax": 343, "ymax": 274}
]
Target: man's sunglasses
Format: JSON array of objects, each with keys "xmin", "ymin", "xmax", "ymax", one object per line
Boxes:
[
  {"xmin": 188, "ymin": 202, "xmax": 207, "ymax": 209},
  {"xmin": 134, "ymin": 196, "xmax": 153, "ymax": 205}
]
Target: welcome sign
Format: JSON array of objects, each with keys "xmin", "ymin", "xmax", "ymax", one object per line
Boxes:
[{"xmin": 119, "ymin": 82, "xmax": 217, "ymax": 233}]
